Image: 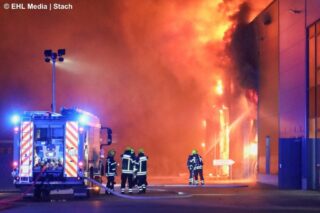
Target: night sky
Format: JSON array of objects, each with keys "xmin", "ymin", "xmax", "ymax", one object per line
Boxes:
[{"xmin": 0, "ymin": 0, "xmax": 271, "ymax": 175}]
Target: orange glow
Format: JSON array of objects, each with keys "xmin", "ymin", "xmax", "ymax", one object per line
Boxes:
[
  {"xmin": 0, "ymin": 0, "xmax": 273, "ymax": 183},
  {"xmin": 202, "ymin": 120, "xmax": 207, "ymax": 128},
  {"xmin": 192, "ymin": 0, "xmax": 232, "ymax": 43},
  {"xmin": 215, "ymin": 80, "xmax": 224, "ymax": 95},
  {"xmin": 218, "ymin": 107, "xmax": 230, "ymax": 176},
  {"xmin": 244, "ymin": 143, "xmax": 257, "ymax": 158},
  {"xmin": 249, "ymin": 143, "xmax": 257, "ymax": 156}
]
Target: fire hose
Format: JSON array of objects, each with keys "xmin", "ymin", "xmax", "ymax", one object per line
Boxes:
[
  {"xmin": 84, "ymin": 177, "xmax": 192, "ymax": 200},
  {"xmin": 0, "ymin": 172, "xmax": 191, "ymax": 210}
]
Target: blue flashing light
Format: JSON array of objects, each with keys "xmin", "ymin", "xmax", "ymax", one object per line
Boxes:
[
  {"xmin": 11, "ymin": 115, "xmax": 20, "ymax": 125},
  {"xmin": 79, "ymin": 115, "xmax": 88, "ymax": 125}
]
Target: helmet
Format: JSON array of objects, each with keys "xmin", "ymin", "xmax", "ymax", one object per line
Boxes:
[
  {"xmin": 108, "ymin": 149, "xmax": 115, "ymax": 156},
  {"xmin": 125, "ymin": 146, "xmax": 131, "ymax": 151},
  {"xmin": 192, "ymin": 149, "xmax": 197, "ymax": 155},
  {"xmin": 138, "ymin": 148, "xmax": 144, "ymax": 154}
]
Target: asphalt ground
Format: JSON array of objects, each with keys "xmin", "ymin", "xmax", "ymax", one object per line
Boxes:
[{"xmin": 1, "ymin": 183, "xmax": 320, "ymax": 213}]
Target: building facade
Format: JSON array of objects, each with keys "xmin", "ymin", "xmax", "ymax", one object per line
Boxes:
[{"xmin": 256, "ymin": 0, "xmax": 320, "ymax": 190}]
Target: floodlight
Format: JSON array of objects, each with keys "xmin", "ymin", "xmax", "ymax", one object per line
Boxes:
[
  {"xmin": 44, "ymin": 49, "xmax": 52, "ymax": 57},
  {"xmin": 58, "ymin": 49, "xmax": 65, "ymax": 56}
]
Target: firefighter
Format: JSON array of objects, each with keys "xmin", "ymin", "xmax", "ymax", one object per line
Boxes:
[
  {"xmin": 130, "ymin": 148, "xmax": 138, "ymax": 188},
  {"xmin": 120, "ymin": 147, "xmax": 135, "ymax": 194},
  {"xmin": 105, "ymin": 149, "xmax": 117, "ymax": 194},
  {"xmin": 187, "ymin": 153, "xmax": 194, "ymax": 185},
  {"xmin": 190, "ymin": 149, "xmax": 204, "ymax": 185},
  {"xmin": 136, "ymin": 148, "xmax": 148, "ymax": 193}
]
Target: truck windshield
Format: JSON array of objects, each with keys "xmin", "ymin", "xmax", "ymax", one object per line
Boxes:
[{"xmin": 33, "ymin": 126, "xmax": 64, "ymax": 171}]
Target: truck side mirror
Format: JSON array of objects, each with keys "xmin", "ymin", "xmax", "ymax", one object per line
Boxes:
[
  {"xmin": 107, "ymin": 128, "xmax": 112, "ymax": 145},
  {"xmin": 100, "ymin": 127, "xmax": 112, "ymax": 146}
]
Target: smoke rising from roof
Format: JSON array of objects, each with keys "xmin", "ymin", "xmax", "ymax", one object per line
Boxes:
[{"xmin": 227, "ymin": 2, "xmax": 259, "ymax": 91}]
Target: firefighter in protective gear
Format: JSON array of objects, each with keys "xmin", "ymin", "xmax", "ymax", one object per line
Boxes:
[
  {"xmin": 105, "ymin": 149, "xmax": 117, "ymax": 194},
  {"xmin": 190, "ymin": 149, "xmax": 204, "ymax": 185},
  {"xmin": 130, "ymin": 148, "xmax": 138, "ymax": 187},
  {"xmin": 120, "ymin": 147, "xmax": 135, "ymax": 194},
  {"xmin": 187, "ymin": 153, "xmax": 194, "ymax": 185},
  {"xmin": 136, "ymin": 148, "xmax": 148, "ymax": 193}
]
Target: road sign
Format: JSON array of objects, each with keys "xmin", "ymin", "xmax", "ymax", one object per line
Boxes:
[{"xmin": 213, "ymin": 159, "xmax": 235, "ymax": 166}]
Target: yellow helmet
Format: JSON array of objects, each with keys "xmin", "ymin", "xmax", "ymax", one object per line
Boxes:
[
  {"xmin": 108, "ymin": 149, "xmax": 115, "ymax": 156},
  {"xmin": 138, "ymin": 148, "xmax": 144, "ymax": 153},
  {"xmin": 125, "ymin": 146, "xmax": 131, "ymax": 151},
  {"xmin": 192, "ymin": 149, "xmax": 197, "ymax": 155}
]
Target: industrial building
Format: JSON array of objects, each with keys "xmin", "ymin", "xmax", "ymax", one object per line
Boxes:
[{"xmin": 256, "ymin": 0, "xmax": 320, "ymax": 190}]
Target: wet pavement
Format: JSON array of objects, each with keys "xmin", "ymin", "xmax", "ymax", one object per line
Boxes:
[{"xmin": 0, "ymin": 183, "xmax": 320, "ymax": 213}]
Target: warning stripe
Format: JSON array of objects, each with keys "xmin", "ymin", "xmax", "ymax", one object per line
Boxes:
[
  {"xmin": 19, "ymin": 122, "xmax": 33, "ymax": 177},
  {"xmin": 64, "ymin": 122, "xmax": 79, "ymax": 177},
  {"xmin": 21, "ymin": 122, "xmax": 31, "ymax": 133},
  {"xmin": 65, "ymin": 169, "xmax": 76, "ymax": 177},
  {"xmin": 66, "ymin": 135, "xmax": 78, "ymax": 149},
  {"xmin": 21, "ymin": 151, "xmax": 32, "ymax": 165},
  {"xmin": 21, "ymin": 136, "xmax": 32, "ymax": 146},
  {"xmin": 65, "ymin": 154, "xmax": 77, "ymax": 164},
  {"xmin": 21, "ymin": 125, "xmax": 32, "ymax": 147},
  {"xmin": 20, "ymin": 144, "xmax": 32, "ymax": 160},
  {"xmin": 65, "ymin": 160, "xmax": 77, "ymax": 176},
  {"xmin": 68, "ymin": 122, "xmax": 78, "ymax": 137},
  {"xmin": 21, "ymin": 135, "xmax": 33, "ymax": 150}
]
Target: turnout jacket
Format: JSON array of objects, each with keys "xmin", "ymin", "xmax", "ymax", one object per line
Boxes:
[
  {"xmin": 121, "ymin": 150, "xmax": 135, "ymax": 174},
  {"xmin": 105, "ymin": 156, "xmax": 117, "ymax": 176},
  {"xmin": 136, "ymin": 153, "xmax": 148, "ymax": 176},
  {"xmin": 187, "ymin": 155, "xmax": 194, "ymax": 170},
  {"xmin": 190, "ymin": 154, "xmax": 203, "ymax": 170}
]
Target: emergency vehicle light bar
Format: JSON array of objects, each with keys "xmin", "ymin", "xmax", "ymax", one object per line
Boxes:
[{"xmin": 11, "ymin": 114, "xmax": 20, "ymax": 125}]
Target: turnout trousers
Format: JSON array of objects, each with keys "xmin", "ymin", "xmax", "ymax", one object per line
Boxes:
[
  {"xmin": 137, "ymin": 175, "xmax": 147, "ymax": 193},
  {"xmin": 121, "ymin": 173, "xmax": 133, "ymax": 193}
]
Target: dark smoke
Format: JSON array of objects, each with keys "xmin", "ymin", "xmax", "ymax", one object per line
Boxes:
[{"xmin": 227, "ymin": 2, "xmax": 259, "ymax": 91}]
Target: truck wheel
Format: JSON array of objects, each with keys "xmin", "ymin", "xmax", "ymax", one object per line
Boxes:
[
  {"xmin": 34, "ymin": 188, "xmax": 41, "ymax": 201},
  {"xmin": 86, "ymin": 189, "xmax": 90, "ymax": 198},
  {"xmin": 41, "ymin": 190, "xmax": 50, "ymax": 201}
]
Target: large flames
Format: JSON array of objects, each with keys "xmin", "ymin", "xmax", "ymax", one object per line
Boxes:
[{"xmin": 117, "ymin": 0, "xmax": 271, "ymax": 179}]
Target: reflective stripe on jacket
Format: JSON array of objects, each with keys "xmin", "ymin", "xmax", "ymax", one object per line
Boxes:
[
  {"xmin": 121, "ymin": 152, "xmax": 135, "ymax": 174},
  {"xmin": 137, "ymin": 154, "xmax": 148, "ymax": 176},
  {"xmin": 106, "ymin": 156, "xmax": 117, "ymax": 176}
]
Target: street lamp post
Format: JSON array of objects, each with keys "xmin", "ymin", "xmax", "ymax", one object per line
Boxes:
[{"xmin": 44, "ymin": 49, "xmax": 65, "ymax": 112}]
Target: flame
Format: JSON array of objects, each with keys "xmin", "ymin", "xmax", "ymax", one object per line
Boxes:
[
  {"xmin": 202, "ymin": 120, "xmax": 207, "ymax": 128},
  {"xmin": 244, "ymin": 143, "xmax": 258, "ymax": 158},
  {"xmin": 193, "ymin": 0, "xmax": 232, "ymax": 43},
  {"xmin": 116, "ymin": 0, "xmax": 271, "ymax": 179},
  {"xmin": 218, "ymin": 106, "xmax": 230, "ymax": 176},
  {"xmin": 215, "ymin": 80, "xmax": 224, "ymax": 95}
]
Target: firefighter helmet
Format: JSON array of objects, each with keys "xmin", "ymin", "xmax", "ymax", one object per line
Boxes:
[
  {"xmin": 108, "ymin": 149, "xmax": 115, "ymax": 156},
  {"xmin": 192, "ymin": 149, "xmax": 197, "ymax": 154},
  {"xmin": 138, "ymin": 148, "xmax": 144, "ymax": 153}
]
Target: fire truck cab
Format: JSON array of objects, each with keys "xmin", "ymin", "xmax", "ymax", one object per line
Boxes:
[{"xmin": 11, "ymin": 108, "xmax": 112, "ymax": 199}]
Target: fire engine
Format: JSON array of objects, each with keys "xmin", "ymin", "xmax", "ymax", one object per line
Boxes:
[{"xmin": 11, "ymin": 108, "xmax": 112, "ymax": 199}]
